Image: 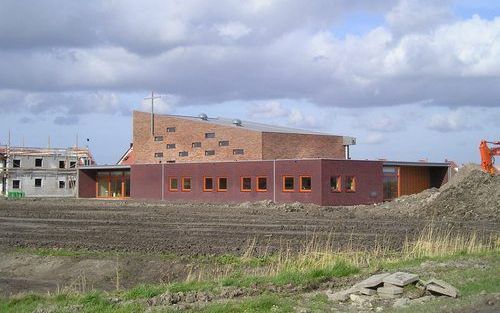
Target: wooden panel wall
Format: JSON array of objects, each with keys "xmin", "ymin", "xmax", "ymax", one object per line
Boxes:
[{"xmin": 399, "ymin": 166, "xmax": 430, "ymax": 196}]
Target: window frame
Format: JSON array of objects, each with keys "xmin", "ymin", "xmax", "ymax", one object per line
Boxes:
[
  {"xmin": 34, "ymin": 178, "xmax": 42, "ymax": 187},
  {"xmin": 217, "ymin": 177, "xmax": 228, "ymax": 192},
  {"xmin": 218, "ymin": 140, "xmax": 229, "ymax": 147},
  {"xmin": 59, "ymin": 181, "xmax": 66, "ymax": 189},
  {"xmin": 203, "ymin": 176, "xmax": 214, "ymax": 192},
  {"xmin": 282, "ymin": 176, "xmax": 294, "ymax": 192},
  {"xmin": 13, "ymin": 159, "xmax": 21, "ymax": 168},
  {"xmin": 345, "ymin": 176, "xmax": 357, "ymax": 193},
  {"xmin": 256, "ymin": 176, "xmax": 268, "ymax": 192},
  {"xmin": 233, "ymin": 149, "xmax": 244, "ymax": 155},
  {"xmin": 205, "ymin": 150, "xmax": 215, "ymax": 156},
  {"xmin": 299, "ymin": 175, "xmax": 312, "ymax": 193},
  {"xmin": 166, "ymin": 143, "xmax": 176, "ymax": 149},
  {"xmin": 181, "ymin": 177, "xmax": 191, "ymax": 192},
  {"xmin": 178, "ymin": 151, "xmax": 189, "ymax": 157},
  {"xmin": 166, "ymin": 127, "xmax": 176, "ymax": 133},
  {"xmin": 240, "ymin": 177, "xmax": 252, "ymax": 192},
  {"xmin": 12, "ymin": 180, "xmax": 20, "ymax": 189},
  {"xmin": 192, "ymin": 142, "xmax": 202, "ymax": 148},
  {"xmin": 205, "ymin": 132, "xmax": 215, "ymax": 139},
  {"xmin": 154, "ymin": 152, "xmax": 164, "ymax": 158},
  {"xmin": 169, "ymin": 177, "xmax": 179, "ymax": 192},
  {"xmin": 69, "ymin": 161, "xmax": 76, "ymax": 168},
  {"xmin": 35, "ymin": 158, "xmax": 43, "ymax": 167},
  {"xmin": 330, "ymin": 176, "xmax": 342, "ymax": 193},
  {"xmin": 154, "ymin": 136, "xmax": 164, "ymax": 142},
  {"xmin": 59, "ymin": 161, "xmax": 66, "ymax": 169}
]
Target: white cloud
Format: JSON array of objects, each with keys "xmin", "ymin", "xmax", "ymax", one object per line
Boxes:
[
  {"xmin": 426, "ymin": 108, "xmax": 476, "ymax": 132},
  {"xmin": 140, "ymin": 94, "xmax": 178, "ymax": 114},
  {"xmin": 363, "ymin": 132, "xmax": 385, "ymax": 144},
  {"xmin": 248, "ymin": 101, "xmax": 289, "ymax": 118},
  {"xmin": 215, "ymin": 22, "xmax": 252, "ymax": 40}
]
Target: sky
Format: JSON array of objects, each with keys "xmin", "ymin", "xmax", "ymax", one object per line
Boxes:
[{"xmin": 0, "ymin": 0, "xmax": 499, "ymax": 165}]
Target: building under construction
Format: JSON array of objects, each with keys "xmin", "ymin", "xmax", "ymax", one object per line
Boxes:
[{"xmin": 0, "ymin": 146, "xmax": 94, "ymax": 197}]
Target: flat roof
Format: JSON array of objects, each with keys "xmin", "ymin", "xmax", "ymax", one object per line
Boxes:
[
  {"xmin": 79, "ymin": 165, "xmax": 131, "ymax": 170},
  {"xmin": 383, "ymin": 161, "xmax": 450, "ymax": 167}
]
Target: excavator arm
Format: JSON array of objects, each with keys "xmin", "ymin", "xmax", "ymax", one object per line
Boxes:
[{"xmin": 479, "ymin": 140, "xmax": 500, "ymax": 175}]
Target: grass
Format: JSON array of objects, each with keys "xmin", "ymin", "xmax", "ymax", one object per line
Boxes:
[{"xmin": 2, "ymin": 225, "xmax": 499, "ymax": 313}]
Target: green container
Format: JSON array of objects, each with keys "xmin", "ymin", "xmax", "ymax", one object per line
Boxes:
[{"xmin": 7, "ymin": 191, "xmax": 25, "ymax": 199}]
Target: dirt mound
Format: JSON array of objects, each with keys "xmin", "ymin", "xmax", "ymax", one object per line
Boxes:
[{"xmin": 372, "ymin": 164, "xmax": 499, "ymax": 222}]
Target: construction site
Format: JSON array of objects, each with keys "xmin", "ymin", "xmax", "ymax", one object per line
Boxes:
[{"xmin": 0, "ymin": 111, "xmax": 498, "ymax": 312}]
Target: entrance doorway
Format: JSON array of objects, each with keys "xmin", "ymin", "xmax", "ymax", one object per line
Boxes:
[{"xmin": 96, "ymin": 171, "xmax": 130, "ymax": 198}]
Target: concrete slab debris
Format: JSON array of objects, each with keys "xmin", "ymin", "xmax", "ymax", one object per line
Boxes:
[
  {"xmin": 356, "ymin": 273, "xmax": 391, "ymax": 288},
  {"xmin": 382, "ymin": 272, "xmax": 419, "ymax": 287},
  {"xmin": 326, "ymin": 287, "xmax": 358, "ymax": 302},
  {"xmin": 359, "ymin": 287, "xmax": 377, "ymax": 296},
  {"xmin": 425, "ymin": 279, "xmax": 458, "ymax": 298},
  {"xmin": 377, "ymin": 286, "xmax": 404, "ymax": 296}
]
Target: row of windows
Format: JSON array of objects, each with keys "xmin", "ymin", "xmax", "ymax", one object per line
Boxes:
[
  {"xmin": 12, "ymin": 159, "xmax": 77, "ymax": 168},
  {"xmin": 165, "ymin": 141, "xmax": 230, "ymax": 149},
  {"xmin": 154, "ymin": 149, "xmax": 244, "ymax": 158},
  {"xmin": 166, "ymin": 175, "xmax": 357, "ymax": 193},
  {"xmin": 154, "ymin": 131, "xmax": 218, "ymax": 142},
  {"xmin": 168, "ymin": 176, "xmax": 268, "ymax": 192},
  {"xmin": 12, "ymin": 179, "xmax": 76, "ymax": 189}
]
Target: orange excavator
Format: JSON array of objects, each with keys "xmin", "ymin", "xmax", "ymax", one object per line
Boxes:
[{"xmin": 479, "ymin": 140, "xmax": 500, "ymax": 175}]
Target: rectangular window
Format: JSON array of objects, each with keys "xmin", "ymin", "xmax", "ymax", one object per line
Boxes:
[
  {"xmin": 330, "ymin": 176, "xmax": 341, "ymax": 192},
  {"xmin": 241, "ymin": 177, "xmax": 252, "ymax": 192},
  {"xmin": 217, "ymin": 177, "xmax": 228, "ymax": 191},
  {"xmin": 69, "ymin": 161, "xmax": 76, "ymax": 168},
  {"xmin": 154, "ymin": 152, "xmax": 164, "ymax": 158},
  {"xmin": 169, "ymin": 177, "xmax": 178, "ymax": 191},
  {"xmin": 283, "ymin": 176, "xmax": 294, "ymax": 192},
  {"xmin": 59, "ymin": 181, "xmax": 65, "ymax": 189},
  {"xmin": 203, "ymin": 177, "xmax": 213, "ymax": 191},
  {"xmin": 205, "ymin": 150, "xmax": 215, "ymax": 156},
  {"xmin": 12, "ymin": 180, "xmax": 20, "ymax": 189},
  {"xmin": 179, "ymin": 151, "xmax": 188, "ymax": 157},
  {"xmin": 300, "ymin": 176, "xmax": 312, "ymax": 192},
  {"xmin": 166, "ymin": 160, "xmax": 176, "ymax": 164},
  {"xmin": 166, "ymin": 127, "xmax": 176, "ymax": 133},
  {"xmin": 233, "ymin": 149, "xmax": 244, "ymax": 155},
  {"xmin": 257, "ymin": 177, "xmax": 267, "ymax": 192},
  {"xmin": 166, "ymin": 143, "xmax": 176, "ymax": 149},
  {"xmin": 192, "ymin": 142, "xmax": 202, "ymax": 148},
  {"xmin": 59, "ymin": 161, "xmax": 66, "ymax": 169},
  {"xmin": 69, "ymin": 180, "xmax": 76, "ymax": 189},
  {"xmin": 35, "ymin": 158, "xmax": 43, "ymax": 167},
  {"xmin": 345, "ymin": 176, "xmax": 356, "ymax": 192},
  {"xmin": 182, "ymin": 177, "xmax": 191, "ymax": 191},
  {"xmin": 218, "ymin": 140, "xmax": 229, "ymax": 146},
  {"xmin": 34, "ymin": 178, "xmax": 42, "ymax": 187},
  {"xmin": 13, "ymin": 159, "xmax": 21, "ymax": 168},
  {"xmin": 154, "ymin": 136, "xmax": 164, "ymax": 141},
  {"xmin": 205, "ymin": 132, "xmax": 215, "ymax": 139}
]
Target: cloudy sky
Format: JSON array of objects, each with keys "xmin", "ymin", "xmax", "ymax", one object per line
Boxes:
[{"xmin": 0, "ymin": 0, "xmax": 499, "ymax": 164}]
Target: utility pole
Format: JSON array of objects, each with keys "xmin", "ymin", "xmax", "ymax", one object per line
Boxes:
[{"xmin": 144, "ymin": 91, "xmax": 161, "ymax": 136}]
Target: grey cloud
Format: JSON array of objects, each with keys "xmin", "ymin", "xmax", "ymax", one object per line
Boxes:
[
  {"xmin": 54, "ymin": 115, "xmax": 79, "ymax": 125},
  {"xmin": 0, "ymin": 0, "xmax": 498, "ymax": 116}
]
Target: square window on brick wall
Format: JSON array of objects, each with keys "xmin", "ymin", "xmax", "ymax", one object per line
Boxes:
[
  {"xmin": 179, "ymin": 151, "xmax": 188, "ymax": 157},
  {"xmin": 219, "ymin": 140, "xmax": 229, "ymax": 146},
  {"xmin": 205, "ymin": 150, "xmax": 215, "ymax": 156},
  {"xmin": 192, "ymin": 142, "xmax": 202, "ymax": 148},
  {"xmin": 166, "ymin": 143, "xmax": 176, "ymax": 149},
  {"xmin": 154, "ymin": 152, "xmax": 163, "ymax": 158},
  {"xmin": 154, "ymin": 136, "xmax": 164, "ymax": 141},
  {"xmin": 257, "ymin": 177, "xmax": 267, "ymax": 192},
  {"xmin": 166, "ymin": 127, "xmax": 176, "ymax": 132},
  {"xmin": 205, "ymin": 132, "xmax": 215, "ymax": 138},
  {"xmin": 233, "ymin": 149, "xmax": 244, "ymax": 155}
]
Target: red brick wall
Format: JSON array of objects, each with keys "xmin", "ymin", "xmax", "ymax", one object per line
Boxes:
[
  {"xmin": 133, "ymin": 111, "xmax": 263, "ymax": 164},
  {"xmin": 321, "ymin": 160, "xmax": 383, "ymax": 206},
  {"xmin": 78, "ymin": 169, "xmax": 96, "ymax": 198},
  {"xmin": 130, "ymin": 164, "xmax": 163, "ymax": 200},
  {"xmin": 262, "ymin": 132, "xmax": 345, "ymax": 160},
  {"xmin": 274, "ymin": 160, "xmax": 323, "ymax": 204}
]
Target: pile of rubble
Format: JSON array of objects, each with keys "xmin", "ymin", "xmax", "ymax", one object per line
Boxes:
[{"xmin": 326, "ymin": 272, "xmax": 458, "ymax": 310}]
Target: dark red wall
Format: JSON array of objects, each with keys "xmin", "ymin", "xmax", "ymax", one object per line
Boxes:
[
  {"xmin": 274, "ymin": 160, "xmax": 322, "ymax": 204},
  {"xmin": 130, "ymin": 164, "xmax": 163, "ymax": 200},
  {"xmin": 161, "ymin": 161, "xmax": 274, "ymax": 203},
  {"xmin": 321, "ymin": 160, "xmax": 384, "ymax": 206},
  {"xmin": 78, "ymin": 169, "xmax": 97, "ymax": 198}
]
